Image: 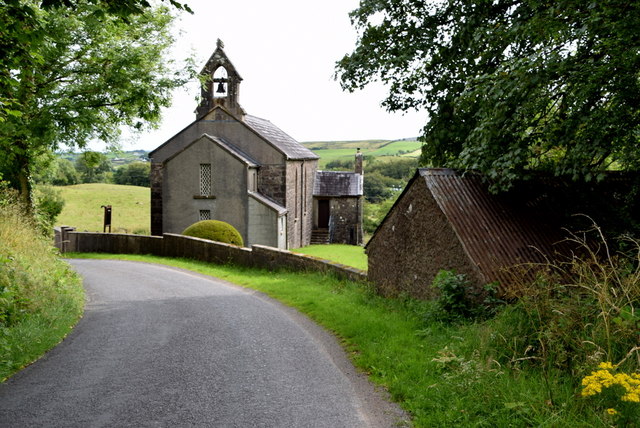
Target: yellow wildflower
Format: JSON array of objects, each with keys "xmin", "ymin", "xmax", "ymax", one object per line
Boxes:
[
  {"xmin": 607, "ymin": 408, "xmax": 618, "ymax": 415},
  {"xmin": 599, "ymin": 362, "xmax": 615, "ymax": 370}
]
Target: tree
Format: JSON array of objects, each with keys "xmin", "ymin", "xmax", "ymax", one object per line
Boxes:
[
  {"xmin": 113, "ymin": 162, "xmax": 150, "ymax": 187},
  {"xmin": 336, "ymin": 1, "xmax": 640, "ymax": 191},
  {"xmin": 33, "ymin": 155, "xmax": 80, "ymax": 186},
  {"xmin": 75, "ymin": 152, "xmax": 112, "ymax": 183},
  {"xmin": 0, "ymin": 1, "xmax": 192, "ymax": 207}
]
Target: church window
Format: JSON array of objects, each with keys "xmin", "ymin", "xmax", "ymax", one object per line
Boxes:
[
  {"xmin": 200, "ymin": 163, "xmax": 212, "ymax": 196},
  {"xmin": 199, "ymin": 210, "xmax": 211, "ymax": 221}
]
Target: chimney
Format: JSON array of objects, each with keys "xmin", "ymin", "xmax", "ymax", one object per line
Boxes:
[{"xmin": 355, "ymin": 148, "xmax": 363, "ymax": 175}]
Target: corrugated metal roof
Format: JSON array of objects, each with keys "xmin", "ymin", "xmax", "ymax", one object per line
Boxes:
[
  {"xmin": 244, "ymin": 115, "xmax": 319, "ymax": 160},
  {"xmin": 420, "ymin": 169, "xmax": 566, "ymax": 289},
  {"xmin": 313, "ymin": 171, "xmax": 363, "ymax": 197}
]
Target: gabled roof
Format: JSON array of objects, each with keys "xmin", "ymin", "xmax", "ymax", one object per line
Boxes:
[
  {"xmin": 164, "ymin": 133, "xmax": 258, "ymax": 167},
  {"xmin": 313, "ymin": 171, "xmax": 363, "ymax": 197},
  {"xmin": 369, "ymin": 168, "xmax": 640, "ymax": 289},
  {"xmin": 416, "ymin": 169, "xmax": 567, "ymax": 288},
  {"xmin": 200, "ymin": 39, "xmax": 243, "ymax": 80},
  {"xmin": 248, "ymin": 191, "xmax": 287, "ymax": 215},
  {"xmin": 149, "ymin": 108, "xmax": 318, "ymax": 163},
  {"xmin": 244, "ymin": 115, "xmax": 318, "ymax": 161}
]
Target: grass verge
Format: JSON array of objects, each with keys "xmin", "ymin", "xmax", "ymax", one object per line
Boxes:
[
  {"xmin": 292, "ymin": 244, "xmax": 367, "ymax": 271},
  {"xmin": 66, "ymin": 253, "xmax": 605, "ymax": 427},
  {"xmin": 1, "ymin": 203, "xmax": 85, "ymax": 382}
]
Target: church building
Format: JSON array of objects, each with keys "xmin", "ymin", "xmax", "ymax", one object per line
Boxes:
[{"xmin": 149, "ymin": 40, "xmax": 363, "ymax": 249}]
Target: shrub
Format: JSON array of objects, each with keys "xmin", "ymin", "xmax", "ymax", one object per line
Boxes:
[
  {"xmin": 34, "ymin": 185, "xmax": 65, "ymax": 227},
  {"xmin": 182, "ymin": 220, "xmax": 244, "ymax": 247}
]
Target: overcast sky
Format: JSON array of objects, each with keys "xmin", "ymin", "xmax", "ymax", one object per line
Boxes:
[{"xmin": 118, "ymin": 0, "xmax": 426, "ymax": 151}]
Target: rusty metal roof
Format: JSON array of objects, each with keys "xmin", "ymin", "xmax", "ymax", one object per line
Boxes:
[
  {"xmin": 419, "ymin": 169, "xmax": 568, "ymax": 289},
  {"xmin": 368, "ymin": 167, "xmax": 640, "ymax": 292},
  {"xmin": 313, "ymin": 171, "xmax": 363, "ymax": 197}
]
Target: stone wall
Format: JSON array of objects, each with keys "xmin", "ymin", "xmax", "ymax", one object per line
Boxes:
[
  {"xmin": 329, "ymin": 197, "xmax": 363, "ymax": 245},
  {"xmin": 150, "ymin": 162, "xmax": 163, "ymax": 235},
  {"xmin": 258, "ymin": 164, "xmax": 286, "ymax": 206},
  {"xmin": 55, "ymin": 229, "xmax": 366, "ymax": 283},
  {"xmin": 366, "ymin": 178, "xmax": 483, "ymax": 299}
]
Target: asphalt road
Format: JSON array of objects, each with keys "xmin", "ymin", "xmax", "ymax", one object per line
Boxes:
[{"xmin": 0, "ymin": 259, "xmax": 406, "ymax": 427}]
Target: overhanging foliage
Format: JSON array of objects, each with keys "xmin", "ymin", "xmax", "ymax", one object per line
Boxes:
[{"xmin": 336, "ymin": 0, "xmax": 640, "ymax": 191}]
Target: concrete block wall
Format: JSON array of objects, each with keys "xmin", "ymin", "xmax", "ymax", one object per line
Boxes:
[{"xmin": 56, "ymin": 230, "xmax": 366, "ymax": 283}]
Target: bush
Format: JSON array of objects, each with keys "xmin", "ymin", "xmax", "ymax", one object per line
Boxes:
[
  {"xmin": 182, "ymin": 220, "xmax": 244, "ymax": 247},
  {"xmin": 34, "ymin": 185, "xmax": 65, "ymax": 227}
]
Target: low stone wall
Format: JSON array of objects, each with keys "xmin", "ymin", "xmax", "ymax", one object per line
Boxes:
[{"xmin": 55, "ymin": 228, "xmax": 367, "ymax": 283}]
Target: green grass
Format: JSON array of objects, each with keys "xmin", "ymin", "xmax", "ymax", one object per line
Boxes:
[
  {"xmin": 66, "ymin": 253, "xmax": 603, "ymax": 427},
  {"xmin": 293, "ymin": 244, "xmax": 367, "ymax": 271},
  {"xmin": 1, "ymin": 203, "xmax": 85, "ymax": 382},
  {"xmin": 313, "ymin": 148, "xmax": 362, "ymax": 168},
  {"xmin": 303, "ymin": 139, "xmax": 421, "ymax": 168},
  {"xmin": 369, "ymin": 140, "xmax": 422, "ymax": 156},
  {"xmin": 55, "ymin": 183, "xmax": 150, "ymax": 234}
]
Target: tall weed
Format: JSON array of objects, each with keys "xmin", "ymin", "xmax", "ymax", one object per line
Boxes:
[
  {"xmin": 493, "ymin": 221, "xmax": 640, "ymax": 375},
  {"xmin": 0, "ymin": 196, "xmax": 84, "ymax": 380}
]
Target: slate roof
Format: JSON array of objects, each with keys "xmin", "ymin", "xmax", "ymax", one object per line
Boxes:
[
  {"xmin": 313, "ymin": 171, "xmax": 363, "ymax": 197},
  {"xmin": 244, "ymin": 115, "xmax": 318, "ymax": 161},
  {"xmin": 248, "ymin": 191, "xmax": 287, "ymax": 215}
]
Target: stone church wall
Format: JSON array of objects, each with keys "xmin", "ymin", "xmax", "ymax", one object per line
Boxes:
[
  {"xmin": 150, "ymin": 162, "xmax": 163, "ymax": 236},
  {"xmin": 285, "ymin": 160, "xmax": 317, "ymax": 249},
  {"xmin": 258, "ymin": 164, "xmax": 286, "ymax": 206}
]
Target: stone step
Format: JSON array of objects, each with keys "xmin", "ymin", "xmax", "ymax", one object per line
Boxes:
[{"xmin": 310, "ymin": 229, "xmax": 330, "ymax": 245}]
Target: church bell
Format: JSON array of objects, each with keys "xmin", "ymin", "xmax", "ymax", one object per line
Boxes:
[{"xmin": 216, "ymin": 81, "xmax": 226, "ymax": 93}]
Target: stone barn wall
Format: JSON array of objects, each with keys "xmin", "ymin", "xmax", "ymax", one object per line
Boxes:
[{"xmin": 366, "ymin": 178, "xmax": 483, "ymax": 299}]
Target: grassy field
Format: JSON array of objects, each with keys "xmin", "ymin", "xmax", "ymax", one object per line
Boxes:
[
  {"xmin": 303, "ymin": 139, "xmax": 421, "ymax": 168},
  {"xmin": 55, "ymin": 183, "xmax": 150, "ymax": 234},
  {"xmin": 67, "ymin": 253, "xmax": 605, "ymax": 427},
  {"xmin": 293, "ymin": 244, "xmax": 367, "ymax": 270}
]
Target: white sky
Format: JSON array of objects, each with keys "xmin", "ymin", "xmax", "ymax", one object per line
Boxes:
[{"xmin": 117, "ymin": 0, "xmax": 426, "ymax": 151}]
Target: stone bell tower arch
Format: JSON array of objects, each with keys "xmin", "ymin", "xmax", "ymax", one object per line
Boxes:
[{"xmin": 196, "ymin": 39, "xmax": 245, "ymax": 119}]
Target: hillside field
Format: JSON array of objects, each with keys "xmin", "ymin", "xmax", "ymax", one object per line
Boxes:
[
  {"xmin": 303, "ymin": 139, "xmax": 421, "ymax": 168},
  {"xmin": 55, "ymin": 183, "xmax": 150, "ymax": 234}
]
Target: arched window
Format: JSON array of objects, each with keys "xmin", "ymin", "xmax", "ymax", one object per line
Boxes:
[{"xmin": 213, "ymin": 67, "xmax": 228, "ymax": 98}]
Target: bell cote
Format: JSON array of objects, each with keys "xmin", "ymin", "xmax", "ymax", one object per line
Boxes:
[{"xmin": 196, "ymin": 39, "xmax": 245, "ymax": 119}]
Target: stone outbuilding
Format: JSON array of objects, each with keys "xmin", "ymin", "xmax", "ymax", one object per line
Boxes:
[
  {"xmin": 149, "ymin": 40, "xmax": 363, "ymax": 249},
  {"xmin": 311, "ymin": 150, "xmax": 364, "ymax": 245},
  {"xmin": 366, "ymin": 168, "xmax": 639, "ymax": 299}
]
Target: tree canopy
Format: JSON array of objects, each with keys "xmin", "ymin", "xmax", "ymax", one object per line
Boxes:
[
  {"xmin": 0, "ymin": 0, "xmax": 192, "ymax": 205},
  {"xmin": 336, "ymin": 0, "xmax": 640, "ymax": 190}
]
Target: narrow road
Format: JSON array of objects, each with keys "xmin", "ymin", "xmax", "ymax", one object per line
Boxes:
[{"xmin": 0, "ymin": 259, "xmax": 406, "ymax": 427}]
